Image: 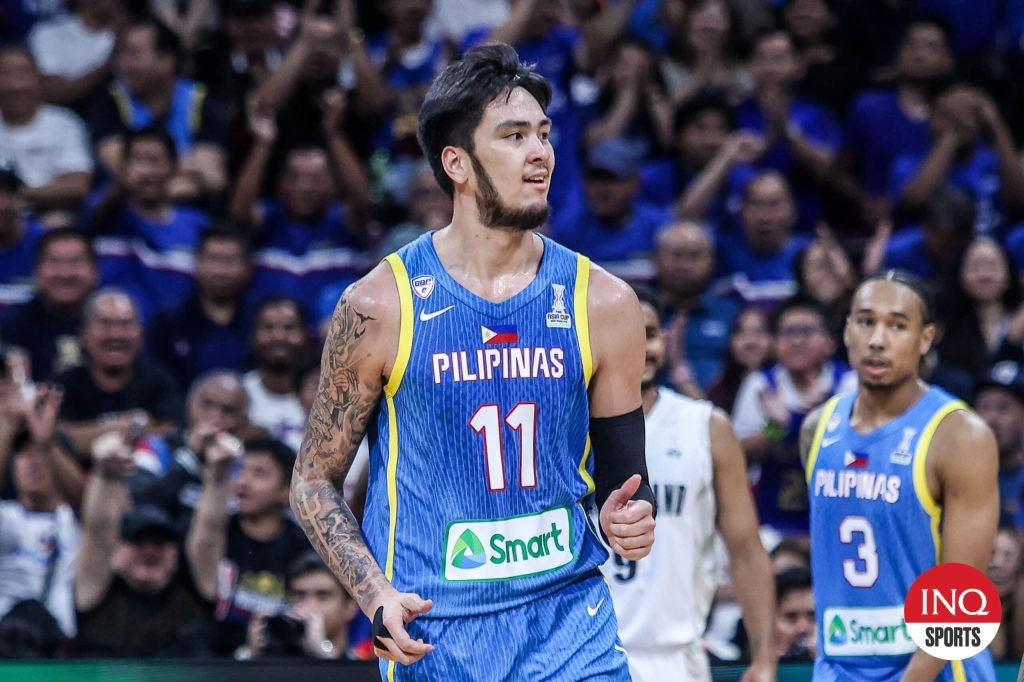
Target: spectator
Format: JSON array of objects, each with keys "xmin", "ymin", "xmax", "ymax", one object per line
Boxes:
[
  {"xmin": 893, "ymin": 85, "xmax": 1024, "ymax": 236},
  {"xmin": 864, "ymin": 187, "xmax": 974, "ymax": 286},
  {"xmin": 734, "ymin": 28, "xmax": 841, "ymax": 230},
  {"xmin": 0, "ymin": 384, "xmax": 82, "ymax": 637},
  {"xmin": 988, "ymin": 525, "xmax": 1024, "ymax": 661},
  {"xmin": 769, "ymin": 538, "xmax": 810, "ymax": 574},
  {"xmin": 0, "ymin": 45, "xmax": 93, "ymax": 211},
  {"xmin": 231, "ymin": 91, "xmax": 370, "ymax": 316},
  {"xmin": 937, "ymin": 237, "xmax": 1023, "ymax": 379},
  {"xmin": 193, "ymin": 0, "xmax": 284, "ymax": 170},
  {"xmin": 794, "ymin": 229, "xmax": 856, "ymax": 343},
  {"xmin": 841, "ymin": 17, "xmax": 954, "ymax": 222},
  {"xmin": 241, "ymin": 551, "xmax": 367, "ymax": 660},
  {"xmin": 549, "ymin": 137, "xmax": 673, "ymax": 282},
  {"xmin": 374, "ymin": 159, "xmax": 453, "ymax": 258},
  {"xmin": 715, "ymin": 171, "xmax": 810, "ymax": 308},
  {"xmin": 0, "ymin": 167, "xmax": 44, "ymax": 318},
  {"xmin": 90, "ymin": 17, "xmax": 227, "ymax": 203},
  {"xmin": 89, "ymin": 126, "xmax": 211, "ymax": 323},
  {"xmin": 27, "ymin": 0, "xmax": 121, "ymax": 111},
  {"xmin": 75, "ymin": 431, "xmax": 213, "ymax": 657},
  {"xmin": 668, "ymin": 90, "xmax": 763, "ymax": 231},
  {"xmin": 135, "ymin": 371, "xmax": 252, "ymax": 538},
  {"xmin": 732, "ymin": 296, "xmax": 850, "ymax": 535},
  {"xmin": 582, "ymin": 38, "xmax": 672, "ymax": 156},
  {"xmin": 1, "ymin": 228, "xmax": 98, "ymax": 381},
  {"xmin": 707, "ymin": 306, "xmax": 774, "ymax": 412},
  {"xmin": 252, "ymin": 0, "xmax": 389, "ymax": 183},
  {"xmin": 775, "ymin": 566, "xmax": 816, "ymax": 662},
  {"xmin": 658, "ymin": 0, "xmax": 752, "ymax": 107},
  {"xmin": 366, "ymin": 0, "xmax": 450, "ymax": 199},
  {"xmin": 186, "ymin": 436, "xmax": 309, "ymax": 655},
  {"xmin": 56, "ymin": 288, "xmax": 182, "ymax": 459},
  {"xmin": 147, "ymin": 229, "xmax": 252, "ymax": 388},
  {"xmin": 781, "ymin": 0, "xmax": 864, "ymax": 116},
  {"xmin": 653, "ymin": 221, "xmax": 739, "ymax": 392},
  {"xmin": 243, "ymin": 297, "xmax": 310, "ymax": 452},
  {"xmin": 974, "ymin": 363, "xmax": 1024, "ymax": 526}
]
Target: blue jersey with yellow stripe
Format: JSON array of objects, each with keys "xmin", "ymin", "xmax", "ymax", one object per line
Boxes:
[
  {"xmin": 806, "ymin": 386, "xmax": 995, "ymax": 681},
  {"xmin": 362, "ymin": 232, "xmax": 607, "ymax": 618}
]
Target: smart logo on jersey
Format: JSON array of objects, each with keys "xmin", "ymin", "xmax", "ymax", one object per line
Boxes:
[
  {"xmin": 904, "ymin": 563, "xmax": 1001, "ymax": 660},
  {"xmin": 481, "ymin": 325, "xmax": 519, "ymax": 344},
  {"xmin": 449, "ymin": 529, "xmax": 486, "ymax": 569},
  {"xmin": 822, "ymin": 606, "xmax": 915, "ymax": 656},
  {"xmin": 843, "ymin": 451, "xmax": 869, "ymax": 468},
  {"xmin": 442, "ymin": 507, "xmax": 573, "ymax": 582}
]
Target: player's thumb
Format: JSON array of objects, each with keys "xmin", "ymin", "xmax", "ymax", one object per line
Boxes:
[
  {"xmin": 608, "ymin": 474, "xmax": 642, "ymax": 509},
  {"xmin": 402, "ymin": 593, "xmax": 433, "ymax": 615}
]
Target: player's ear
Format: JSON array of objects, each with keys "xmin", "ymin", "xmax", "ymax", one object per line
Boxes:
[
  {"xmin": 441, "ymin": 146, "xmax": 467, "ymax": 187},
  {"xmin": 919, "ymin": 322, "xmax": 937, "ymax": 355}
]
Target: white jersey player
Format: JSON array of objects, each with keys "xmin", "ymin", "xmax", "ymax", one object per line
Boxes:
[{"xmin": 600, "ymin": 287, "xmax": 777, "ymax": 682}]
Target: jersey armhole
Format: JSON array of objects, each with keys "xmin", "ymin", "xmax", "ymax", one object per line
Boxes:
[
  {"xmin": 573, "ymin": 253, "xmax": 593, "ymax": 388},
  {"xmin": 912, "ymin": 400, "xmax": 968, "ymax": 560},
  {"xmin": 804, "ymin": 395, "xmax": 842, "ymax": 484},
  {"xmin": 382, "ymin": 253, "xmax": 414, "ymax": 397}
]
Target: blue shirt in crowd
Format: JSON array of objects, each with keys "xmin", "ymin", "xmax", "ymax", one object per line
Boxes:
[
  {"xmin": 0, "ymin": 218, "xmax": 43, "ymax": 319},
  {"xmin": 844, "ymin": 89, "xmax": 931, "ymax": 197},
  {"xmin": 638, "ymin": 157, "xmax": 754, "ymax": 233},
  {"xmin": 714, "ymin": 232, "xmax": 812, "ymax": 308},
  {"xmin": 663, "ymin": 294, "xmax": 740, "ymax": 388}
]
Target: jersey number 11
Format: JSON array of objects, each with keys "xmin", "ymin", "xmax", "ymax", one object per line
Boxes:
[{"xmin": 470, "ymin": 403, "xmax": 538, "ymax": 491}]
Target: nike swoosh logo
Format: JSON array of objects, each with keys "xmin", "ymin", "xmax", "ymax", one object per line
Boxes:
[
  {"xmin": 419, "ymin": 305, "xmax": 455, "ymax": 322},
  {"xmin": 587, "ymin": 598, "xmax": 605, "ymax": 617},
  {"xmin": 821, "ymin": 436, "xmax": 841, "ymax": 447}
]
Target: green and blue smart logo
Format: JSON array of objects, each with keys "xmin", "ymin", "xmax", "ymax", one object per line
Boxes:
[
  {"xmin": 450, "ymin": 529, "xmax": 486, "ymax": 569},
  {"xmin": 829, "ymin": 615, "xmax": 848, "ymax": 646}
]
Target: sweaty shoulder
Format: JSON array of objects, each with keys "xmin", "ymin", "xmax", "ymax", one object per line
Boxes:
[
  {"xmin": 330, "ymin": 261, "xmax": 402, "ymax": 380},
  {"xmin": 928, "ymin": 408, "xmax": 998, "ymax": 487},
  {"xmin": 586, "ymin": 263, "xmax": 641, "ymax": 327}
]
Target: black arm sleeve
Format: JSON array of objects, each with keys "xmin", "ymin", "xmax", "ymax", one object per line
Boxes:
[{"xmin": 590, "ymin": 407, "xmax": 657, "ymax": 517}]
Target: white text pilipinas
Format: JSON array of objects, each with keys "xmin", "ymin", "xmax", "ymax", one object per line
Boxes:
[
  {"xmin": 432, "ymin": 347, "xmax": 566, "ymax": 384},
  {"xmin": 813, "ymin": 469, "xmax": 901, "ymax": 503}
]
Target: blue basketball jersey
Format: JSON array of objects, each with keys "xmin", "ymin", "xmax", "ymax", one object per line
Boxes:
[
  {"xmin": 362, "ymin": 232, "xmax": 607, "ymax": 618},
  {"xmin": 806, "ymin": 386, "xmax": 995, "ymax": 681}
]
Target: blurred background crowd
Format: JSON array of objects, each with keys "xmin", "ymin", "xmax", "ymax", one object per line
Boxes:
[{"xmin": 2, "ymin": 0, "xmax": 1024, "ymax": 667}]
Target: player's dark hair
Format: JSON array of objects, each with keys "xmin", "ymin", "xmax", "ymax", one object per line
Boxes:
[
  {"xmin": 770, "ymin": 294, "xmax": 831, "ymax": 336},
  {"xmin": 34, "ymin": 227, "xmax": 95, "ymax": 267},
  {"xmin": 123, "ymin": 124, "xmax": 178, "ymax": 165},
  {"xmin": 775, "ymin": 566, "xmax": 812, "ymax": 603},
  {"xmin": 857, "ymin": 269, "xmax": 936, "ymax": 325},
  {"xmin": 417, "ymin": 43, "xmax": 552, "ymax": 199},
  {"xmin": 243, "ymin": 437, "xmax": 296, "ymax": 486}
]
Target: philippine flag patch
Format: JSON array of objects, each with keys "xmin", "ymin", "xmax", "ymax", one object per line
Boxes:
[
  {"xmin": 481, "ymin": 325, "xmax": 518, "ymax": 344},
  {"xmin": 843, "ymin": 451, "xmax": 869, "ymax": 468}
]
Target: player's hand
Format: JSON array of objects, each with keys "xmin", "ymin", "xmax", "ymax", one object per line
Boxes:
[
  {"xmin": 600, "ymin": 474, "xmax": 655, "ymax": 560},
  {"xmin": 369, "ymin": 588, "xmax": 435, "ymax": 665}
]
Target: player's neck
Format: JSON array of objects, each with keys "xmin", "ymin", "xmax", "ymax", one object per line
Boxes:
[
  {"xmin": 852, "ymin": 378, "xmax": 928, "ymax": 431},
  {"xmin": 432, "ymin": 223, "xmax": 542, "ymax": 291}
]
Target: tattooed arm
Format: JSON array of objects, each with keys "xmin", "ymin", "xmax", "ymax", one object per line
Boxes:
[{"xmin": 290, "ymin": 264, "xmax": 434, "ymax": 665}]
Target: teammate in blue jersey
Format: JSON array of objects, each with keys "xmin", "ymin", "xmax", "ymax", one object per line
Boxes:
[
  {"xmin": 801, "ymin": 269, "xmax": 999, "ymax": 682},
  {"xmin": 291, "ymin": 43, "xmax": 656, "ymax": 681}
]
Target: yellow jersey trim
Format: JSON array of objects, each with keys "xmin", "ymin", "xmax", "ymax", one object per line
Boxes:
[
  {"xmin": 383, "ymin": 393, "xmax": 401, "ymax": 582},
  {"xmin": 383, "ymin": 253, "xmax": 414, "ymax": 397},
  {"xmin": 913, "ymin": 400, "xmax": 966, "ymax": 562},
  {"xmin": 804, "ymin": 395, "xmax": 842, "ymax": 484},
  {"xmin": 386, "ymin": 659, "xmax": 395, "ymax": 681},
  {"xmin": 574, "ymin": 254, "xmax": 593, "ymax": 387}
]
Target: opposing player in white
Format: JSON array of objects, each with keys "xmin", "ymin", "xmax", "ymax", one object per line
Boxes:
[{"xmin": 600, "ymin": 287, "xmax": 777, "ymax": 682}]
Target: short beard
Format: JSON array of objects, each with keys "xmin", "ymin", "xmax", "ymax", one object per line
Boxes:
[{"xmin": 469, "ymin": 153, "xmax": 549, "ymax": 232}]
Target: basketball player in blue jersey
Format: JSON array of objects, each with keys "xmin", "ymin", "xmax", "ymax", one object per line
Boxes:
[
  {"xmin": 801, "ymin": 269, "xmax": 999, "ymax": 682},
  {"xmin": 290, "ymin": 43, "xmax": 656, "ymax": 681}
]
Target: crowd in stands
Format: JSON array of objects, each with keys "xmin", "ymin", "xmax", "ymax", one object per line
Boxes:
[{"xmin": 2, "ymin": 0, "xmax": 1024, "ymax": 665}]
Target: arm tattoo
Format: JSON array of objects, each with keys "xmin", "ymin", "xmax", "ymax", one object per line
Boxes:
[{"xmin": 292, "ymin": 294, "xmax": 388, "ymax": 609}]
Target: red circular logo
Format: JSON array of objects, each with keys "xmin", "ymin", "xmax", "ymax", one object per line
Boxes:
[{"xmin": 904, "ymin": 563, "xmax": 1001, "ymax": 660}]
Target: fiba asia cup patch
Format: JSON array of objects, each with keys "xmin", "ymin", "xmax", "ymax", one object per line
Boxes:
[{"xmin": 903, "ymin": 563, "xmax": 1001, "ymax": 660}]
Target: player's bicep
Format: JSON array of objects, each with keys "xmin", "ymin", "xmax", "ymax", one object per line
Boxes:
[
  {"xmin": 935, "ymin": 412, "xmax": 999, "ymax": 571},
  {"xmin": 297, "ymin": 276, "xmax": 394, "ymax": 486},
  {"xmin": 586, "ymin": 268, "xmax": 644, "ymax": 418},
  {"xmin": 710, "ymin": 409, "xmax": 762, "ymax": 549}
]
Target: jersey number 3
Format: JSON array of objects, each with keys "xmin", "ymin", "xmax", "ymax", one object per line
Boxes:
[
  {"xmin": 839, "ymin": 515, "xmax": 879, "ymax": 587},
  {"xmin": 470, "ymin": 403, "xmax": 538, "ymax": 491}
]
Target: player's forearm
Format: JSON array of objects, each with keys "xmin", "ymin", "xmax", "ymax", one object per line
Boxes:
[
  {"xmin": 291, "ymin": 476, "xmax": 391, "ymax": 614},
  {"xmin": 730, "ymin": 545, "xmax": 777, "ymax": 666}
]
